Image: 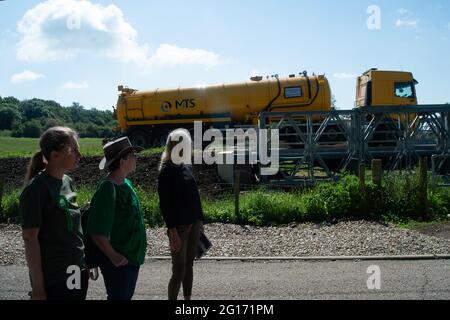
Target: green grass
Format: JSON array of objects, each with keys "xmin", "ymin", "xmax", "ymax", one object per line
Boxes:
[
  {"xmin": 395, "ymin": 219, "xmax": 449, "ymax": 230},
  {"xmin": 141, "ymin": 147, "xmax": 165, "ymax": 156},
  {"xmin": 0, "ymin": 137, "xmax": 104, "ymax": 157},
  {"xmin": 0, "ymin": 137, "xmax": 164, "ymax": 158},
  {"xmin": 0, "ymin": 137, "xmax": 43, "ymax": 157},
  {"xmin": 74, "ymin": 185, "xmax": 237, "ymax": 228},
  {"xmin": 2, "ymin": 161, "xmax": 450, "ymax": 227},
  {"xmin": 3, "ymin": 171, "xmax": 449, "ymax": 227}
]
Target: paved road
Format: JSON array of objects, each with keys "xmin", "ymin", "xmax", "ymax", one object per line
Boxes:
[{"xmin": 1, "ymin": 259, "xmax": 450, "ymax": 300}]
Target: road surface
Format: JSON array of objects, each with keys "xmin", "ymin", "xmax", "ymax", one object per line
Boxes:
[{"xmin": 1, "ymin": 259, "xmax": 449, "ymax": 300}]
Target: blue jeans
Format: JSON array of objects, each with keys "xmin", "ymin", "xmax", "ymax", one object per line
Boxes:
[{"xmin": 100, "ymin": 260, "xmax": 140, "ymax": 300}]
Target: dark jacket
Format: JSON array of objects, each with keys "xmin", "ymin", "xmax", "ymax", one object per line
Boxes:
[{"xmin": 158, "ymin": 162, "xmax": 204, "ymax": 229}]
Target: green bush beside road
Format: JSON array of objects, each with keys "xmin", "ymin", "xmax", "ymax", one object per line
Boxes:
[{"xmin": 2, "ymin": 171, "xmax": 449, "ymax": 226}]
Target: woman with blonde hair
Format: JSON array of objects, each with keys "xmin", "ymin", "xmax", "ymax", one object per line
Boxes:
[
  {"xmin": 19, "ymin": 126, "xmax": 87, "ymax": 300},
  {"xmin": 158, "ymin": 129, "xmax": 205, "ymax": 300}
]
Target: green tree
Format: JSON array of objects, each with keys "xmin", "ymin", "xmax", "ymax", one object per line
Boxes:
[
  {"xmin": 1, "ymin": 96, "xmax": 115, "ymax": 138},
  {"xmin": 19, "ymin": 99, "xmax": 50, "ymax": 121},
  {"xmin": 43, "ymin": 118, "xmax": 63, "ymax": 130},
  {"xmin": 1, "ymin": 96, "xmax": 20, "ymax": 106},
  {"xmin": 0, "ymin": 105, "xmax": 22, "ymax": 130},
  {"xmin": 22, "ymin": 120, "xmax": 42, "ymax": 138}
]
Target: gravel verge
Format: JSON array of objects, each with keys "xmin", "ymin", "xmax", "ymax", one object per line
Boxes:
[{"xmin": 1, "ymin": 221, "xmax": 450, "ymax": 266}]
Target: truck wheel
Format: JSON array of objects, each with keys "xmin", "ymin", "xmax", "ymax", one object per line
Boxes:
[
  {"xmin": 129, "ymin": 130, "xmax": 149, "ymax": 148},
  {"xmin": 151, "ymin": 134, "xmax": 167, "ymax": 148}
]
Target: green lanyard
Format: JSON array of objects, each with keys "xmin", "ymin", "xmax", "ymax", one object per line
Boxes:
[{"xmin": 57, "ymin": 195, "xmax": 73, "ymax": 233}]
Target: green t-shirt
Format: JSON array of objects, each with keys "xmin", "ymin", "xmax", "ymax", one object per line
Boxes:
[
  {"xmin": 87, "ymin": 178, "xmax": 147, "ymax": 266},
  {"xmin": 19, "ymin": 171, "xmax": 85, "ymax": 287}
]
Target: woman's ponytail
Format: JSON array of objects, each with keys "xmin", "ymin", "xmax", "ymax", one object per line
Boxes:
[{"xmin": 24, "ymin": 150, "xmax": 46, "ymax": 185}]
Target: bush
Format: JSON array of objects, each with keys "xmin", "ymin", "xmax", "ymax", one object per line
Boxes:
[
  {"xmin": 427, "ymin": 189, "xmax": 449, "ymax": 220},
  {"xmin": 135, "ymin": 187, "xmax": 164, "ymax": 228},
  {"xmin": 303, "ymin": 192, "xmax": 328, "ymax": 221},
  {"xmin": 1, "ymin": 170, "xmax": 449, "ymax": 226},
  {"xmin": 315, "ymin": 183, "xmax": 351, "ymax": 219},
  {"xmin": 1, "ymin": 189, "xmax": 21, "ymax": 224},
  {"xmin": 238, "ymin": 188, "xmax": 305, "ymax": 225},
  {"xmin": 0, "ymin": 130, "xmax": 12, "ymax": 137},
  {"xmin": 22, "ymin": 120, "xmax": 42, "ymax": 138},
  {"xmin": 203, "ymin": 194, "xmax": 235, "ymax": 224},
  {"xmin": 0, "ymin": 105, "xmax": 21, "ymax": 130},
  {"xmin": 11, "ymin": 126, "xmax": 24, "ymax": 137},
  {"xmin": 365, "ymin": 182, "xmax": 392, "ymax": 220}
]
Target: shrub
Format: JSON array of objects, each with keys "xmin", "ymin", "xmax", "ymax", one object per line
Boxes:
[
  {"xmin": 1, "ymin": 170, "xmax": 449, "ymax": 226},
  {"xmin": 135, "ymin": 187, "xmax": 164, "ymax": 228},
  {"xmin": 22, "ymin": 120, "xmax": 42, "ymax": 138},
  {"xmin": 1, "ymin": 189, "xmax": 21, "ymax": 224}
]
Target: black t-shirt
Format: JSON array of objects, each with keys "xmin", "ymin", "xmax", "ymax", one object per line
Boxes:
[
  {"xmin": 20, "ymin": 171, "xmax": 85, "ymax": 287},
  {"xmin": 158, "ymin": 162, "xmax": 204, "ymax": 229}
]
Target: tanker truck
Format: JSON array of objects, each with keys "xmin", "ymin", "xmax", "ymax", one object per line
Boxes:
[
  {"xmin": 115, "ymin": 72, "xmax": 332, "ymax": 147},
  {"xmin": 114, "ymin": 69, "xmax": 419, "ymax": 148}
]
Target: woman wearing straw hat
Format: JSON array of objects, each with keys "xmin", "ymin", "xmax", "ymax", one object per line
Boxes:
[
  {"xmin": 158, "ymin": 128, "xmax": 205, "ymax": 300},
  {"xmin": 87, "ymin": 136, "xmax": 147, "ymax": 300}
]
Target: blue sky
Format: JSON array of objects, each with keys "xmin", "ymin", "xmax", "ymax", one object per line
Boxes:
[{"xmin": 0, "ymin": 0, "xmax": 449, "ymax": 110}]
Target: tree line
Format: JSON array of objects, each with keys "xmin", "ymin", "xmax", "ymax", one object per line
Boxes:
[{"xmin": 0, "ymin": 96, "xmax": 118, "ymax": 138}]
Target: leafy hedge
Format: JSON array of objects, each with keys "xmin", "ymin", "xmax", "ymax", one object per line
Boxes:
[
  {"xmin": 0, "ymin": 96, "xmax": 117, "ymax": 138},
  {"xmin": 1, "ymin": 171, "xmax": 449, "ymax": 226}
]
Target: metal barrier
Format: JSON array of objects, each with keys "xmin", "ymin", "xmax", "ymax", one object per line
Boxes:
[
  {"xmin": 432, "ymin": 154, "xmax": 450, "ymax": 188},
  {"xmin": 257, "ymin": 104, "xmax": 450, "ymax": 186}
]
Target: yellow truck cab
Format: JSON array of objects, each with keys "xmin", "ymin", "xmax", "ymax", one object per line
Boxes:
[{"xmin": 356, "ymin": 69, "xmax": 418, "ymax": 107}]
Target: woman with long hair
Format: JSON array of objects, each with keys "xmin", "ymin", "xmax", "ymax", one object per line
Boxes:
[
  {"xmin": 19, "ymin": 126, "xmax": 87, "ymax": 300},
  {"xmin": 158, "ymin": 129, "xmax": 205, "ymax": 300}
]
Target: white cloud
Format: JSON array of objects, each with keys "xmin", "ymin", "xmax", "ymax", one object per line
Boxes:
[
  {"xmin": 63, "ymin": 81, "xmax": 88, "ymax": 89},
  {"xmin": 395, "ymin": 8, "xmax": 419, "ymax": 28},
  {"xmin": 396, "ymin": 19, "xmax": 419, "ymax": 28},
  {"xmin": 333, "ymin": 73, "xmax": 357, "ymax": 80},
  {"xmin": 398, "ymin": 8, "xmax": 413, "ymax": 16},
  {"xmin": 396, "ymin": 8, "xmax": 418, "ymax": 28},
  {"xmin": 146, "ymin": 44, "xmax": 223, "ymax": 67},
  {"xmin": 16, "ymin": 0, "xmax": 224, "ymax": 67},
  {"xmin": 10, "ymin": 70, "xmax": 45, "ymax": 84}
]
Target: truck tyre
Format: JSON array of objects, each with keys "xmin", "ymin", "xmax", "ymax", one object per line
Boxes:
[
  {"xmin": 128, "ymin": 130, "xmax": 149, "ymax": 148},
  {"xmin": 151, "ymin": 133, "xmax": 169, "ymax": 147}
]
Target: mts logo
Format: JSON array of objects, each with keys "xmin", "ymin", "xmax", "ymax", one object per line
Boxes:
[{"xmin": 160, "ymin": 99, "xmax": 196, "ymax": 112}]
